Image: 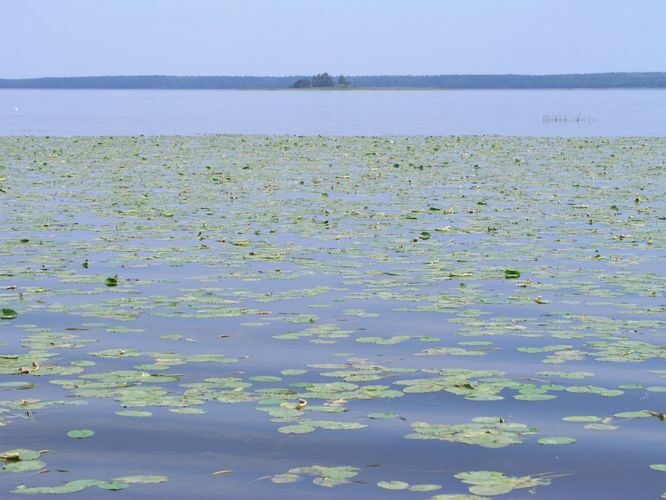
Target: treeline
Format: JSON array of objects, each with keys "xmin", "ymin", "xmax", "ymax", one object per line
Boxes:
[
  {"xmin": 0, "ymin": 75, "xmax": 297, "ymax": 89},
  {"xmin": 1, "ymin": 73, "xmax": 665, "ymax": 89},
  {"xmin": 349, "ymin": 73, "xmax": 666, "ymax": 89},
  {"xmin": 292, "ymin": 73, "xmax": 350, "ymax": 88}
]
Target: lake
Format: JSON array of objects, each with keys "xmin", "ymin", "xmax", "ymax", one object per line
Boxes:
[
  {"xmin": 0, "ymin": 97, "xmax": 665, "ymax": 498},
  {"xmin": 1, "ymin": 89, "xmax": 666, "ymax": 136}
]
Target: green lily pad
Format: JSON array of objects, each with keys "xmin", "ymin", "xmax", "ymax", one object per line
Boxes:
[
  {"xmin": 13, "ymin": 482, "xmax": 88, "ymax": 495},
  {"xmin": 281, "ymin": 369, "xmax": 307, "ymax": 376},
  {"xmin": 584, "ymin": 423, "xmax": 619, "ymax": 431},
  {"xmin": 614, "ymin": 410, "xmax": 654, "ymax": 419},
  {"xmin": 169, "ymin": 408, "xmax": 206, "ymax": 414},
  {"xmin": 104, "ymin": 276, "xmax": 119, "ymax": 287},
  {"xmin": 1, "ymin": 449, "xmax": 44, "ymax": 462},
  {"xmin": 406, "ymin": 417, "xmax": 537, "ymax": 448},
  {"xmin": 3, "ymin": 460, "xmax": 46, "ymax": 473},
  {"xmin": 562, "ymin": 415, "xmax": 601, "ymax": 422},
  {"xmin": 367, "ymin": 412, "xmax": 399, "ymax": 419},
  {"xmin": 113, "ymin": 475, "xmax": 169, "ymax": 484},
  {"xmin": 13, "ymin": 479, "xmax": 129, "ymax": 495},
  {"xmin": 408, "ymin": 483, "xmax": 442, "ymax": 492},
  {"xmin": 272, "ymin": 465, "xmax": 359, "ymax": 487},
  {"xmin": 278, "ymin": 424, "xmax": 316, "ymax": 434},
  {"xmin": 1, "ymin": 308, "xmax": 18, "ymax": 320},
  {"xmin": 504, "ymin": 269, "xmax": 521, "ymax": 279},
  {"xmin": 67, "ymin": 429, "xmax": 94, "ymax": 439},
  {"xmin": 0, "ymin": 381, "xmax": 34, "ymax": 389},
  {"xmin": 537, "ymin": 436, "xmax": 576, "ymax": 445},
  {"xmin": 455, "ymin": 470, "xmax": 558, "ymax": 496},
  {"xmin": 377, "ymin": 480, "xmax": 410, "ymax": 490},
  {"xmin": 96, "ymin": 481, "xmax": 130, "ymax": 491},
  {"xmin": 249, "ymin": 375, "xmax": 282, "ymax": 383},
  {"xmin": 115, "ymin": 410, "xmax": 152, "ymax": 417}
]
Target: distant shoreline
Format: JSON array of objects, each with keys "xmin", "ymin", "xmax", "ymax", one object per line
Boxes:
[
  {"xmin": 1, "ymin": 72, "xmax": 665, "ymax": 90},
  {"xmin": 3, "ymin": 87, "xmax": 666, "ymax": 92}
]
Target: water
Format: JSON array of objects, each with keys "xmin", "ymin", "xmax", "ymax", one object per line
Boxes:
[
  {"xmin": 1, "ymin": 134, "xmax": 664, "ymax": 498},
  {"xmin": 1, "ymin": 82, "xmax": 666, "ymax": 500},
  {"xmin": 1, "ymin": 89, "xmax": 665, "ymax": 136}
]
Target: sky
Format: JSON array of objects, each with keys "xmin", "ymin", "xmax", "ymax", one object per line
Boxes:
[{"xmin": 2, "ymin": 0, "xmax": 666, "ymax": 78}]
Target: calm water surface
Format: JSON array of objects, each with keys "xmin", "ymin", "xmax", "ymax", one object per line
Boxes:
[
  {"xmin": 1, "ymin": 89, "xmax": 665, "ymax": 136},
  {"xmin": 0, "ymin": 117, "xmax": 665, "ymax": 496}
]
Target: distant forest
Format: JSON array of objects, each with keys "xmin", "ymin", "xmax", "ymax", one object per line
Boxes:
[{"xmin": 1, "ymin": 73, "xmax": 665, "ymax": 89}]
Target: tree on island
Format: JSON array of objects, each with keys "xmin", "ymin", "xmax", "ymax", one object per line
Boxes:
[
  {"xmin": 292, "ymin": 78, "xmax": 312, "ymax": 88},
  {"xmin": 338, "ymin": 75, "xmax": 350, "ymax": 86},
  {"xmin": 312, "ymin": 73, "xmax": 334, "ymax": 87},
  {"xmin": 292, "ymin": 72, "xmax": 346, "ymax": 88}
]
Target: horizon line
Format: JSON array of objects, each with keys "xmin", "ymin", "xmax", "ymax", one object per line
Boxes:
[{"xmin": 2, "ymin": 71, "xmax": 666, "ymax": 80}]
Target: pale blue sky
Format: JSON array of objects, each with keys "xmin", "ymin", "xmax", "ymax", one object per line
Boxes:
[{"xmin": 2, "ymin": 0, "xmax": 665, "ymax": 78}]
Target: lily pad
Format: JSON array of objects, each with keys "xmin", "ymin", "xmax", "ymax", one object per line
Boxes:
[
  {"xmin": 272, "ymin": 465, "xmax": 359, "ymax": 488},
  {"xmin": 504, "ymin": 269, "xmax": 521, "ymax": 279},
  {"xmin": 406, "ymin": 417, "xmax": 537, "ymax": 448},
  {"xmin": 1, "ymin": 308, "xmax": 18, "ymax": 320},
  {"xmin": 455, "ymin": 470, "xmax": 558, "ymax": 496},
  {"xmin": 367, "ymin": 412, "xmax": 399, "ymax": 419},
  {"xmin": 377, "ymin": 480, "xmax": 410, "ymax": 490},
  {"xmin": 562, "ymin": 415, "xmax": 601, "ymax": 422},
  {"xmin": 537, "ymin": 436, "xmax": 576, "ymax": 445},
  {"xmin": 1, "ymin": 449, "xmax": 45, "ymax": 462},
  {"xmin": 3, "ymin": 460, "xmax": 47, "ymax": 473},
  {"xmin": 278, "ymin": 424, "xmax": 316, "ymax": 434},
  {"xmin": 113, "ymin": 475, "xmax": 169, "ymax": 484},
  {"xmin": 67, "ymin": 429, "xmax": 95, "ymax": 439},
  {"xmin": 115, "ymin": 410, "xmax": 152, "ymax": 417},
  {"xmin": 13, "ymin": 479, "xmax": 130, "ymax": 495},
  {"xmin": 408, "ymin": 483, "xmax": 442, "ymax": 492},
  {"xmin": 104, "ymin": 276, "xmax": 119, "ymax": 287}
]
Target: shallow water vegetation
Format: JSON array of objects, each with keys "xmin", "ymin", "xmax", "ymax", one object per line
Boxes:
[
  {"xmin": 13, "ymin": 480, "xmax": 129, "ymax": 495},
  {"xmin": 0, "ymin": 135, "xmax": 664, "ymax": 497},
  {"xmin": 271, "ymin": 465, "xmax": 359, "ymax": 487},
  {"xmin": 12, "ymin": 475, "xmax": 168, "ymax": 495},
  {"xmin": 66, "ymin": 429, "xmax": 94, "ymax": 439},
  {"xmin": 537, "ymin": 436, "xmax": 576, "ymax": 445},
  {"xmin": 1, "ymin": 308, "xmax": 18, "ymax": 320},
  {"xmin": 405, "ymin": 417, "xmax": 538, "ymax": 448},
  {"xmin": 454, "ymin": 470, "xmax": 562, "ymax": 496},
  {"xmin": 1, "ymin": 449, "xmax": 47, "ymax": 473}
]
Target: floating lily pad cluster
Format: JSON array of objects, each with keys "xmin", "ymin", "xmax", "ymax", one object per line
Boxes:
[
  {"xmin": 405, "ymin": 417, "xmax": 538, "ymax": 448},
  {"xmin": 1, "ymin": 449, "xmax": 47, "ymax": 473},
  {"xmin": 13, "ymin": 475, "xmax": 168, "ymax": 495},
  {"xmin": 271, "ymin": 465, "xmax": 359, "ymax": 487},
  {"xmin": 454, "ymin": 470, "xmax": 561, "ymax": 496},
  {"xmin": 377, "ymin": 480, "xmax": 441, "ymax": 492},
  {"xmin": 0, "ymin": 135, "xmax": 664, "ymax": 497}
]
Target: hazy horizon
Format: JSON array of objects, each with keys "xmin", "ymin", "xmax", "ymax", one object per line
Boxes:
[
  {"xmin": 3, "ymin": 0, "xmax": 665, "ymax": 79},
  {"xmin": 4, "ymin": 71, "xmax": 666, "ymax": 80}
]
